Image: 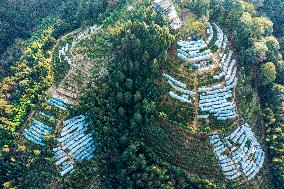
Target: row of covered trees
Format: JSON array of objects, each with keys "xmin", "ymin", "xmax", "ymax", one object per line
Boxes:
[
  {"xmin": 210, "ymin": 0, "xmax": 284, "ymax": 187},
  {"xmin": 184, "ymin": 0, "xmax": 284, "ymax": 188},
  {"xmin": 0, "ymin": 0, "xmax": 133, "ymax": 148},
  {"xmin": 0, "ymin": 1, "xmax": 146, "ymax": 188}
]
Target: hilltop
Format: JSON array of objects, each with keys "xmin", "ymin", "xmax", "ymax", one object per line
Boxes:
[{"xmin": 1, "ymin": 0, "xmax": 284, "ymax": 188}]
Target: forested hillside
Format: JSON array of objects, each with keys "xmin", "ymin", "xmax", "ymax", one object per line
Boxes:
[
  {"xmin": 245, "ymin": 0, "xmax": 284, "ymax": 187},
  {"xmin": 0, "ymin": 0, "xmax": 61, "ymax": 55},
  {"xmin": 1, "ymin": 0, "xmax": 284, "ymax": 188}
]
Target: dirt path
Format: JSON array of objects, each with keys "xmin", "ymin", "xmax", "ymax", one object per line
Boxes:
[
  {"xmin": 234, "ymin": 86, "xmax": 241, "ymax": 125},
  {"xmin": 192, "ymin": 73, "xmax": 199, "ymax": 128},
  {"xmin": 158, "ymin": 119, "xmax": 208, "ymax": 141},
  {"xmin": 18, "ymin": 111, "xmax": 35, "ymax": 146}
]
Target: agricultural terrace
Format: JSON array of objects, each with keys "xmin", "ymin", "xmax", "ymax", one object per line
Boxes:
[
  {"xmin": 17, "ymin": 24, "xmax": 106, "ymax": 177},
  {"xmin": 147, "ymin": 0, "xmax": 272, "ymax": 188},
  {"xmin": 1, "ymin": 0, "xmax": 275, "ymax": 188}
]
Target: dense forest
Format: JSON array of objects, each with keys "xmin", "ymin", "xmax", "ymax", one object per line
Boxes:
[{"xmin": 1, "ymin": 0, "xmax": 284, "ymax": 188}]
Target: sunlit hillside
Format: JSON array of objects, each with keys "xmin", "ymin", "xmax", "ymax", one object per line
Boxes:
[{"xmin": 0, "ymin": 0, "xmax": 284, "ymax": 188}]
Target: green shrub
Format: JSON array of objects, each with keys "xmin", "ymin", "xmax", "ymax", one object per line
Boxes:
[{"xmin": 260, "ymin": 62, "xmax": 276, "ymax": 85}]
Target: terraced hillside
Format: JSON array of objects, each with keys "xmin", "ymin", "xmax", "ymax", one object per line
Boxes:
[
  {"xmin": 17, "ymin": 25, "xmax": 103, "ymax": 178},
  {"xmin": 1, "ymin": 0, "xmax": 282, "ymax": 188},
  {"xmin": 146, "ymin": 0, "xmax": 272, "ymax": 188}
]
